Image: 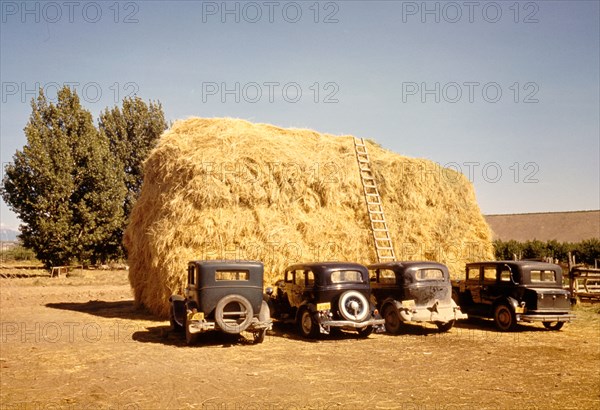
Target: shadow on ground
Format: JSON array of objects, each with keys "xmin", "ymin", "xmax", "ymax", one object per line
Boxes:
[
  {"xmin": 46, "ymin": 300, "xmax": 162, "ymax": 322},
  {"xmin": 132, "ymin": 325, "xmax": 267, "ymax": 347},
  {"xmin": 454, "ymin": 317, "xmax": 548, "ymax": 333}
]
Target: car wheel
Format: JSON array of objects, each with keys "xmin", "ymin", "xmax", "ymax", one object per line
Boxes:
[
  {"xmin": 542, "ymin": 321, "xmax": 564, "ymax": 331},
  {"xmin": 383, "ymin": 305, "xmax": 402, "ymax": 334},
  {"xmin": 435, "ymin": 320, "xmax": 455, "ymax": 332},
  {"xmin": 494, "ymin": 303, "xmax": 516, "ymax": 331},
  {"xmin": 214, "ymin": 294, "xmax": 254, "ymax": 334},
  {"xmin": 298, "ymin": 308, "xmax": 319, "ymax": 338},
  {"xmin": 357, "ymin": 326, "xmax": 373, "ymax": 338},
  {"xmin": 338, "ymin": 291, "xmax": 369, "ymax": 322},
  {"xmin": 170, "ymin": 304, "xmax": 184, "ymax": 333}
]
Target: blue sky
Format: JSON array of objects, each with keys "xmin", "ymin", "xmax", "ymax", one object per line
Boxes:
[{"xmin": 1, "ymin": 0, "xmax": 599, "ymax": 230}]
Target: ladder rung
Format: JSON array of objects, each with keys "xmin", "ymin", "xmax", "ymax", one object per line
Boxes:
[
  {"xmin": 371, "ymin": 216, "xmax": 386, "ymax": 221},
  {"xmin": 354, "ymin": 136, "xmax": 395, "ymax": 263}
]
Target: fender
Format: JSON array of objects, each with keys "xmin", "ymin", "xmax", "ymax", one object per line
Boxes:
[
  {"xmin": 380, "ymin": 297, "xmax": 401, "ymax": 314},
  {"xmin": 295, "ymin": 302, "xmax": 317, "ymax": 323},
  {"xmin": 169, "ymin": 294, "xmax": 185, "ymax": 303},
  {"xmin": 494, "ymin": 296, "xmax": 520, "ymax": 311}
]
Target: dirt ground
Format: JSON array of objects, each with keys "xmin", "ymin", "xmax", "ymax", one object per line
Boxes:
[{"xmin": 1, "ymin": 270, "xmax": 599, "ymax": 410}]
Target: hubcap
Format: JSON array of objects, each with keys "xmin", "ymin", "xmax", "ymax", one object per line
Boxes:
[
  {"xmin": 301, "ymin": 312, "xmax": 312, "ymax": 333},
  {"xmin": 498, "ymin": 308, "xmax": 510, "ymax": 326},
  {"xmin": 349, "ymin": 300, "xmax": 360, "ymax": 316},
  {"xmin": 386, "ymin": 308, "xmax": 399, "ymax": 330}
]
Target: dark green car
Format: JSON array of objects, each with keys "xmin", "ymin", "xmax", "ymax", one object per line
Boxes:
[
  {"xmin": 452, "ymin": 261, "xmax": 575, "ymax": 331},
  {"xmin": 269, "ymin": 262, "xmax": 385, "ymax": 338},
  {"xmin": 169, "ymin": 260, "xmax": 272, "ymax": 344}
]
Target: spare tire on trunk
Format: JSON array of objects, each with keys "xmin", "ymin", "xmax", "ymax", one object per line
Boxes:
[
  {"xmin": 338, "ymin": 290, "xmax": 369, "ymax": 322},
  {"xmin": 214, "ymin": 294, "xmax": 254, "ymax": 334}
]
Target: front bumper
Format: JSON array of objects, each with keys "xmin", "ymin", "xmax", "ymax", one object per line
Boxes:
[
  {"xmin": 399, "ymin": 305, "xmax": 468, "ymax": 323},
  {"xmin": 517, "ymin": 313, "xmax": 576, "ymax": 323}
]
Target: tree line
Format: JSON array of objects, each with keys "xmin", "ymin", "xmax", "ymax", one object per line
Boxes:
[
  {"xmin": 493, "ymin": 238, "xmax": 600, "ymax": 266},
  {"xmin": 1, "ymin": 86, "xmax": 167, "ymax": 268}
]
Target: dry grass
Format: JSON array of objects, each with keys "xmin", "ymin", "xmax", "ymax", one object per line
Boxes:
[
  {"xmin": 0, "ymin": 268, "xmax": 130, "ymax": 287},
  {"xmin": 124, "ymin": 118, "xmax": 493, "ymax": 318}
]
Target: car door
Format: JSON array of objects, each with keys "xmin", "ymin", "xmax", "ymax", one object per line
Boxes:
[
  {"xmin": 288, "ymin": 270, "xmax": 305, "ymax": 308},
  {"xmin": 479, "ymin": 265, "xmax": 499, "ymax": 305},
  {"xmin": 464, "ymin": 265, "xmax": 482, "ymax": 305}
]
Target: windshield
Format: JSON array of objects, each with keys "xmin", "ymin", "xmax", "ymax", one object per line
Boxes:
[
  {"xmin": 415, "ymin": 268, "xmax": 444, "ymax": 281},
  {"xmin": 530, "ymin": 270, "xmax": 557, "ymax": 283}
]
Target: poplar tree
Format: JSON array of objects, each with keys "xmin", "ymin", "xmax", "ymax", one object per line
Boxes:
[{"xmin": 1, "ymin": 87, "xmax": 126, "ymax": 267}]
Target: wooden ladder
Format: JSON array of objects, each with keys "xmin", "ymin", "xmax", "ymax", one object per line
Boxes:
[{"xmin": 353, "ymin": 137, "xmax": 396, "ymax": 262}]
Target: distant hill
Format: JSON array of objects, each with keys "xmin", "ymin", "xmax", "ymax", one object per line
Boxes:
[
  {"xmin": 485, "ymin": 210, "xmax": 600, "ymax": 242},
  {"xmin": 0, "ymin": 228, "xmax": 19, "ymax": 242}
]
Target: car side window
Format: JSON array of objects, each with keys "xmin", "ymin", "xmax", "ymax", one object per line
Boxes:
[
  {"xmin": 380, "ymin": 269, "xmax": 396, "ymax": 284},
  {"xmin": 467, "ymin": 267, "xmax": 480, "ymax": 281},
  {"xmin": 294, "ymin": 270, "xmax": 305, "ymax": 286},
  {"xmin": 306, "ymin": 270, "xmax": 315, "ymax": 286},
  {"xmin": 285, "ymin": 270, "xmax": 294, "ymax": 283},
  {"xmin": 188, "ymin": 265, "xmax": 195, "ymax": 286},
  {"xmin": 483, "ymin": 266, "xmax": 497, "ymax": 283},
  {"xmin": 500, "ymin": 268, "xmax": 511, "ymax": 282}
]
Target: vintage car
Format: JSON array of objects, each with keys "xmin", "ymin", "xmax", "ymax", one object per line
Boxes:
[
  {"xmin": 451, "ymin": 261, "xmax": 575, "ymax": 331},
  {"xmin": 169, "ymin": 260, "xmax": 272, "ymax": 344},
  {"xmin": 268, "ymin": 262, "xmax": 385, "ymax": 338},
  {"xmin": 368, "ymin": 261, "xmax": 467, "ymax": 333}
]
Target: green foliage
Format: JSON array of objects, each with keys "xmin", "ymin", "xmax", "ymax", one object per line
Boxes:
[
  {"xmin": 0, "ymin": 244, "xmax": 38, "ymax": 262},
  {"xmin": 572, "ymin": 238, "xmax": 600, "ymax": 266},
  {"xmin": 98, "ymin": 97, "xmax": 167, "ymax": 257},
  {"xmin": 1, "ymin": 87, "xmax": 127, "ymax": 267},
  {"xmin": 493, "ymin": 238, "xmax": 600, "ymax": 266}
]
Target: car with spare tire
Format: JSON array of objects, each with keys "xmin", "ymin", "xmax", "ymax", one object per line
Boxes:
[
  {"xmin": 268, "ymin": 262, "xmax": 385, "ymax": 338},
  {"xmin": 169, "ymin": 260, "xmax": 272, "ymax": 344}
]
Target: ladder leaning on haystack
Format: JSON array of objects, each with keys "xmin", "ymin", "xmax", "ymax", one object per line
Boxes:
[{"xmin": 353, "ymin": 137, "xmax": 397, "ymax": 263}]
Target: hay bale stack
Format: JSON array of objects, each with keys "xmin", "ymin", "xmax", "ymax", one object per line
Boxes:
[{"xmin": 124, "ymin": 117, "xmax": 493, "ymax": 317}]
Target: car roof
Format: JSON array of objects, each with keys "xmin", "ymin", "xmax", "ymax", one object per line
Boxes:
[
  {"xmin": 189, "ymin": 260, "xmax": 263, "ymax": 267},
  {"xmin": 467, "ymin": 260, "xmax": 560, "ymax": 270},
  {"xmin": 367, "ymin": 261, "xmax": 448, "ymax": 270},
  {"xmin": 285, "ymin": 261, "xmax": 368, "ymax": 271}
]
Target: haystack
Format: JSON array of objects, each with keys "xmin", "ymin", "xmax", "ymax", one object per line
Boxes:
[{"xmin": 124, "ymin": 118, "xmax": 493, "ymax": 318}]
